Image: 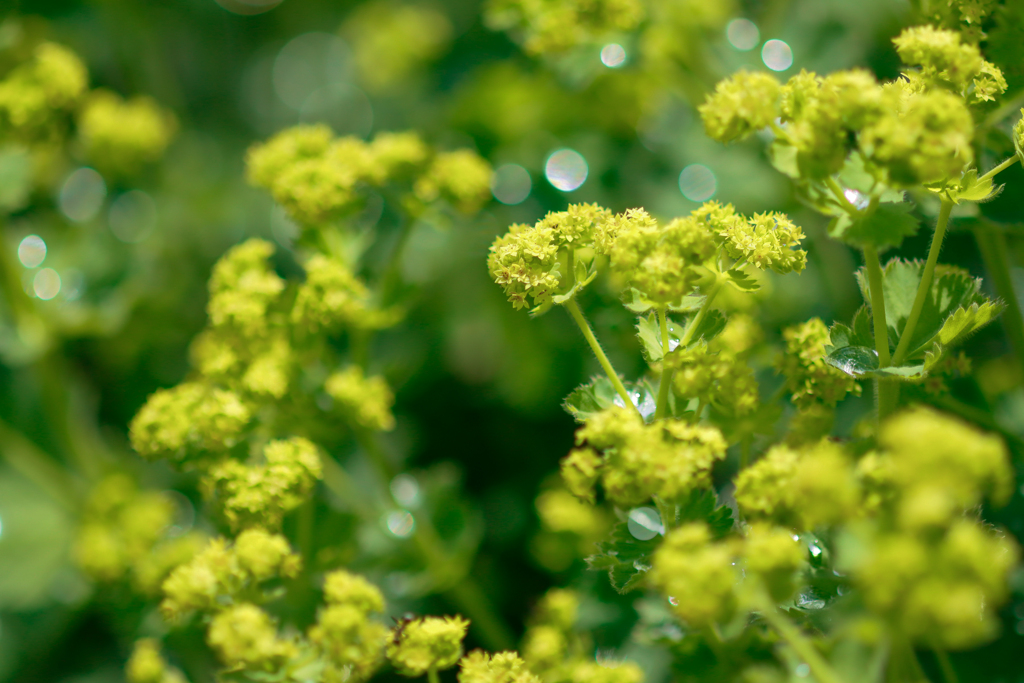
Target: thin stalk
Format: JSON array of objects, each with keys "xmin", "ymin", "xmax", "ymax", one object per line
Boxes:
[
  {"xmin": 934, "ymin": 649, "xmax": 959, "ymax": 683},
  {"xmin": 679, "ymin": 279, "xmax": 723, "ymax": 348},
  {"xmin": 757, "ymin": 599, "xmax": 845, "ymax": 683},
  {"xmin": 892, "ymin": 198, "xmax": 953, "ymax": 366},
  {"xmin": 863, "ymin": 246, "xmax": 897, "ymax": 420},
  {"xmin": 691, "ymin": 399, "xmax": 706, "ymax": 425},
  {"xmin": 428, "ymin": 669, "xmax": 440, "ymax": 683},
  {"xmin": 0, "ymin": 417, "xmax": 81, "ymax": 510},
  {"xmin": 563, "ymin": 298, "xmax": 642, "ymax": 418},
  {"xmin": 444, "ymin": 577, "xmax": 515, "ymax": 651},
  {"xmin": 973, "ymin": 223, "xmax": 1024, "ymax": 367},
  {"xmin": 701, "ymin": 625, "xmax": 728, "ymax": 663},
  {"xmin": 982, "ymin": 90, "xmax": 1024, "ymax": 130},
  {"xmin": 655, "ymin": 307, "xmax": 673, "ymax": 420},
  {"xmin": 378, "ymin": 216, "xmax": 414, "ymax": 306},
  {"xmin": 978, "ymin": 155, "xmax": 1020, "ymax": 183}
]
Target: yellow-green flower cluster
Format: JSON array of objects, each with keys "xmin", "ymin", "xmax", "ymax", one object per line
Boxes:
[
  {"xmin": 699, "ymin": 71, "xmax": 782, "ymax": 144},
  {"xmin": 207, "ymin": 603, "xmax": 297, "ymax": 670},
  {"xmin": 309, "ymin": 570, "xmax": 390, "ymax": 682},
  {"xmin": 560, "ymin": 406, "xmax": 726, "ymax": 506},
  {"xmin": 520, "ymin": 588, "xmax": 642, "ymax": 683},
  {"xmin": 893, "ymin": 25, "xmax": 1006, "ymax": 102},
  {"xmin": 74, "ymin": 474, "xmax": 205, "ymax": 594},
  {"xmin": 201, "ymin": 437, "xmax": 323, "ymax": 531},
  {"xmin": 649, "ymin": 522, "xmax": 740, "ymax": 626},
  {"xmin": 459, "ymin": 651, "xmax": 541, "ymax": 683},
  {"xmin": 413, "ymin": 150, "xmax": 494, "ymax": 214},
  {"xmin": 77, "ymin": 89, "xmax": 177, "ymax": 176},
  {"xmin": 160, "ymin": 528, "xmax": 300, "ymax": 621},
  {"xmin": 850, "ymin": 517, "xmax": 1018, "ymax": 649},
  {"xmin": 386, "ymin": 615, "xmax": 470, "ymax": 676},
  {"xmin": 126, "ymin": 639, "xmax": 187, "ymax": 683},
  {"xmin": 341, "ymin": 1, "xmax": 453, "ymax": 92},
  {"xmin": 129, "ymin": 382, "xmax": 251, "ymax": 466},
  {"xmin": 777, "ymin": 318, "xmax": 860, "ymax": 409},
  {"xmin": 484, "ymin": 0, "xmax": 644, "ymax": 54},
  {"xmin": 878, "ymin": 407, "xmax": 1013, "ymax": 525},
  {"xmin": 325, "ymin": 366, "xmax": 397, "ymax": 432},
  {"xmin": 246, "ymin": 125, "xmax": 490, "ymax": 226},
  {"xmin": 488, "ymin": 203, "xmax": 612, "ymax": 310},
  {"xmin": 292, "ymin": 254, "xmax": 400, "ymax": 333},
  {"xmin": 651, "ymin": 521, "xmax": 805, "ymax": 626},
  {"xmin": 697, "ymin": 203, "xmax": 806, "ymax": 274},
  {"xmin": 734, "ymin": 440, "xmax": 860, "ymax": 530},
  {"xmin": 0, "ymin": 41, "xmax": 87, "ymax": 134},
  {"xmin": 667, "ymin": 343, "xmax": 759, "ymax": 416},
  {"xmin": 605, "ymin": 209, "xmax": 716, "ymax": 306},
  {"xmin": 703, "ymin": 29, "xmax": 989, "ymax": 188}
]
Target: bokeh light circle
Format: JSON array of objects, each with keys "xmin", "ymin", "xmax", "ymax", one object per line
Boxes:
[
  {"xmin": 726, "ymin": 19, "xmax": 760, "ymax": 51},
  {"xmin": 600, "ymin": 43, "xmax": 626, "ymax": 67},
  {"xmin": 545, "ymin": 149, "xmax": 588, "ymax": 192},
  {"xmin": 60, "ymin": 168, "xmax": 106, "ymax": 223},
  {"xmin": 33, "ymin": 268, "xmax": 61, "ymax": 300},
  {"xmin": 679, "ymin": 164, "xmax": 717, "ymax": 202},
  {"xmin": 18, "ymin": 235, "xmax": 46, "ymax": 268},
  {"xmin": 762, "ymin": 39, "xmax": 793, "ymax": 71},
  {"xmin": 491, "ymin": 164, "xmax": 532, "ymax": 205}
]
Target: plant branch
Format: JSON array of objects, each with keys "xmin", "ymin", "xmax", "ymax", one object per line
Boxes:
[
  {"xmin": 655, "ymin": 307, "xmax": 673, "ymax": 420},
  {"xmin": 757, "ymin": 597, "xmax": 844, "ymax": 683},
  {"xmin": 863, "ymin": 246, "xmax": 897, "ymax": 420},
  {"xmin": 679, "ymin": 279, "xmax": 723, "ymax": 348},
  {"xmin": 978, "ymin": 156, "xmax": 1020, "ymax": 183},
  {"xmin": 564, "ymin": 297, "xmax": 642, "ymax": 418},
  {"xmin": 934, "ymin": 648, "xmax": 959, "ymax": 683},
  {"xmin": 892, "ymin": 198, "xmax": 953, "ymax": 366}
]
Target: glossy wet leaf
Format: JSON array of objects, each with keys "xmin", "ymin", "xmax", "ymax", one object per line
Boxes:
[
  {"xmin": 563, "ymin": 376, "xmax": 657, "ymax": 422},
  {"xmin": 825, "ymin": 345, "xmax": 924, "ymax": 380},
  {"xmin": 831, "ymin": 202, "xmax": 919, "ymax": 250}
]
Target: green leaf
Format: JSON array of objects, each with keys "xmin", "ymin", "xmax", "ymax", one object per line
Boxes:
[
  {"xmin": 622, "ymin": 287, "xmax": 704, "ymax": 314},
  {"xmin": 725, "ymin": 268, "xmax": 760, "ymax": 292},
  {"xmin": 838, "ymin": 152, "xmax": 904, "ymax": 203},
  {"xmin": 675, "ymin": 488, "xmax": 734, "ymax": 537},
  {"xmin": 563, "ymin": 376, "xmax": 657, "ymax": 422},
  {"xmin": 920, "ymin": 301, "xmax": 1005, "ymax": 370},
  {"xmin": 825, "ymin": 346, "xmax": 924, "ymax": 380},
  {"xmin": 587, "ymin": 520, "xmax": 661, "ymax": 593},
  {"xmin": 943, "ymin": 168, "xmax": 1000, "ymax": 204},
  {"xmin": 551, "ymin": 265, "xmax": 598, "ymax": 304},
  {"xmin": 769, "ymin": 141, "xmax": 800, "ymax": 179},
  {"xmin": 681, "ymin": 309, "xmax": 727, "ymax": 347},
  {"xmin": 830, "ymin": 202, "xmax": 920, "ymax": 249},
  {"xmin": 0, "ymin": 145, "xmax": 32, "ymax": 214},
  {"xmin": 855, "ymin": 259, "xmax": 997, "ymax": 359},
  {"xmin": 636, "ymin": 313, "xmax": 683, "ymax": 363}
]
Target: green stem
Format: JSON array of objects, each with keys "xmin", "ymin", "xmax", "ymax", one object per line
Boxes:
[
  {"xmin": 892, "ymin": 198, "xmax": 953, "ymax": 366},
  {"xmin": 0, "ymin": 417, "xmax": 81, "ymax": 510},
  {"xmin": 444, "ymin": 577, "xmax": 515, "ymax": 651},
  {"xmin": 863, "ymin": 246, "xmax": 897, "ymax": 421},
  {"xmin": 978, "ymin": 155, "xmax": 1020, "ymax": 183},
  {"xmin": 757, "ymin": 596, "xmax": 845, "ymax": 683},
  {"xmin": 934, "ymin": 648, "xmax": 959, "ymax": 683},
  {"xmin": 655, "ymin": 307, "xmax": 673, "ymax": 420},
  {"xmin": 982, "ymin": 90, "xmax": 1024, "ymax": 130},
  {"xmin": 428, "ymin": 669, "xmax": 440, "ymax": 683},
  {"xmin": 563, "ymin": 298, "xmax": 642, "ymax": 418},
  {"xmin": 679, "ymin": 279, "xmax": 723, "ymax": 348},
  {"xmin": 973, "ymin": 222, "xmax": 1024, "ymax": 367}
]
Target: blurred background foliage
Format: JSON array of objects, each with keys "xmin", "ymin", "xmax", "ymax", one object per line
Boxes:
[{"xmin": 2, "ymin": 0, "xmax": 1024, "ymax": 681}]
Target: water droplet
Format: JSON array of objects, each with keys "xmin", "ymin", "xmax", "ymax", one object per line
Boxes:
[
  {"xmin": 600, "ymin": 43, "xmax": 626, "ymax": 68},
  {"xmin": 385, "ymin": 510, "xmax": 415, "ymax": 538},
  {"xmin": 762, "ymin": 39, "xmax": 793, "ymax": 72},
  {"xmin": 390, "ymin": 474, "xmax": 422, "ymax": 508},
  {"xmin": 726, "ymin": 19, "xmax": 760, "ymax": 51},
  {"xmin": 795, "ymin": 663, "xmax": 810, "ymax": 678},
  {"xmin": 679, "ymin": 164, "xmax": 717, "ymax": 202},
  {"xmin": 60, "ymin": 168, "xmax": 106, "ymax": 223},
  {"xmin": 809, "ymin": 543, "xmax": 822, "ymax": 557},
  {"xmin": 545, "ymin": 149, "xmax": 588, "ymax": 192},
  {"xmin": 491, "ymin": 164, "xmax": 532, "ymax": 205},
  {"xmin": 109, "ymin": 190, "xmax": 158, "ymax": 243},
  {"xmin": 668, "ymin": 596, "xmax": 679, "ymax": 606},
  {"xmin": 843, "ymin": 188, "xmax": 870, "ymax": 210},
  {"xmin": 33, "ymin": 268, "xmax": 61, "ymax": 300},
  {"xmin": 627, "ymin": 506, "xmax": 664, "ymax": 540},
  {"xmin": 17, "ymin": 235, "xmax": 46, "ymax": 268}
]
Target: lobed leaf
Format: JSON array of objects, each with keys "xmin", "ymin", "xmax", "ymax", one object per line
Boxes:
[
  {"xmin": 830, "ymin": 202, "xmax": 920, "ymax": 250},
  {"xmin": 563, "ymin": 376, "xmax": 658, "ymax": 422}
]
